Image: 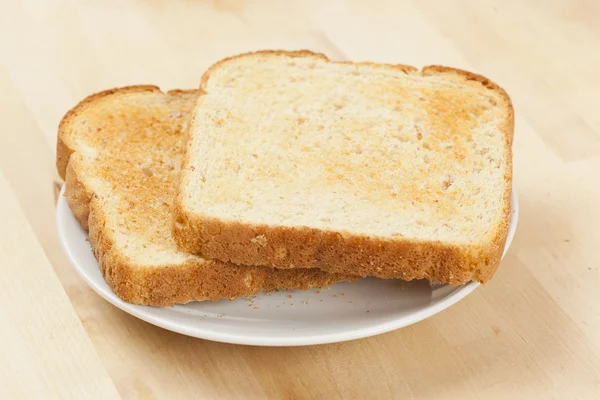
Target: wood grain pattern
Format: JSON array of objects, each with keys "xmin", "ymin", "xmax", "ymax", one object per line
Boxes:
[
  {"xmin": 0, "ymin": 171, "xmax": 120, "ymax": 399},
  {"xmin": 1, "ymin": 0, "xmax": 599, "ymax": 398}
]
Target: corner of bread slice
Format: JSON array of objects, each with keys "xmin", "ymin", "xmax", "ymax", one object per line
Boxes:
[
  {"xmin": 56, "ymin": 85, "xmax": 163, "ymax": 180},
  {"xmin": 85, "ymin": 202, "xmax": 194, "ymax": 306},
  {"xmin": 422, "ymin": 65, "xmax": 514, "ymax": 147},
  {"xmin": 198, "ymin": 49, "xmax": 330, "ymax": 91},
  {"xmin": 62, "ymin": 157, "xmax": 169, "ymax": 306},
  {"xmin": 87, "ymin": 206, "xmax": 161, "ymax": 305}
]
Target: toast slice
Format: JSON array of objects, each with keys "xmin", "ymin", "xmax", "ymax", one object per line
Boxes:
[
  {"xmin": 56, "ymin": 85, "xmax": 357, "ymax": 306},
  {"xmin": 174, "ymin": 50, "xmax": 514, "ymax": 285}
]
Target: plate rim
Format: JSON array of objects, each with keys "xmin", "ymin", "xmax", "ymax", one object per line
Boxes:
[{"xmin": 56, "ymin": 186, "xmax": 518, "ymax": 346}]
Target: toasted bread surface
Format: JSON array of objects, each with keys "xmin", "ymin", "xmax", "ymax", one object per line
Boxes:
[
  {"xmin": 57, "ymin": 85, "xmax": 356, "ymax": 306},
  {"xmin": 174, "ymin": 50, "xmax": 513, "ymax": 284}
]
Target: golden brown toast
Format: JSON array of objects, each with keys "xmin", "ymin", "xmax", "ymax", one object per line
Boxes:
[
  {"xmin": 57, "ymin": 85, "xmax": 357, "ymax": 306},
  {"xmin": 174, "ymin": 51, "xmax": 513, "ymax": 284}
]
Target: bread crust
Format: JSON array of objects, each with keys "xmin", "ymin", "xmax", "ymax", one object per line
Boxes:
[
  {"xmin": 173, "ymin": 51, "xmax": 514, "ymax": 284},
  {"xmin": 57, "ymin": 85, "xmax": 356, "ymax": 306}
]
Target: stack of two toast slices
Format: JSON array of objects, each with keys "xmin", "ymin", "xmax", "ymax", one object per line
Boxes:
[{"xmin": 57, "ymin": 51, "xmax": 513, "ymax": 306}]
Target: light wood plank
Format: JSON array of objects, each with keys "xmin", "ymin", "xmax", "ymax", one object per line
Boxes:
[{"xmin": 0, "ymin": 172, "xmax": 120, "ymax": 399}]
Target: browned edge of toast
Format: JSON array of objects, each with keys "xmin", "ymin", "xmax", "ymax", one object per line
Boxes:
[
  {"xmin": 57, "ymin": 85, "xmax": 358, "ymax": 306},
  {"xmin": 172, "ymin": 50, "xmax": 514, "ymax": 285}
]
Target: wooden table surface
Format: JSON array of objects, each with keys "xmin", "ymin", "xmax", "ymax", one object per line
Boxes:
[{"xmin": 1, "ymin": 0, "xmax": 599, "ymax": 398}]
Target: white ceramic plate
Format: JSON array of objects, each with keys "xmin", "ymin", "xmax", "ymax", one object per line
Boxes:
[{"xmin": 56, "ymin": 187, "xmax": 518, "ymax": 346}]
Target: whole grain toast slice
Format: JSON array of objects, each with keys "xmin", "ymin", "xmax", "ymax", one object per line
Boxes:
[
  {"xmin": 57, "ymin": 85, "xmax": 356, "ymax": 306},
  {"xmin": 174, "ymin": 50, "xmax": 514, "ymax": 285}
]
